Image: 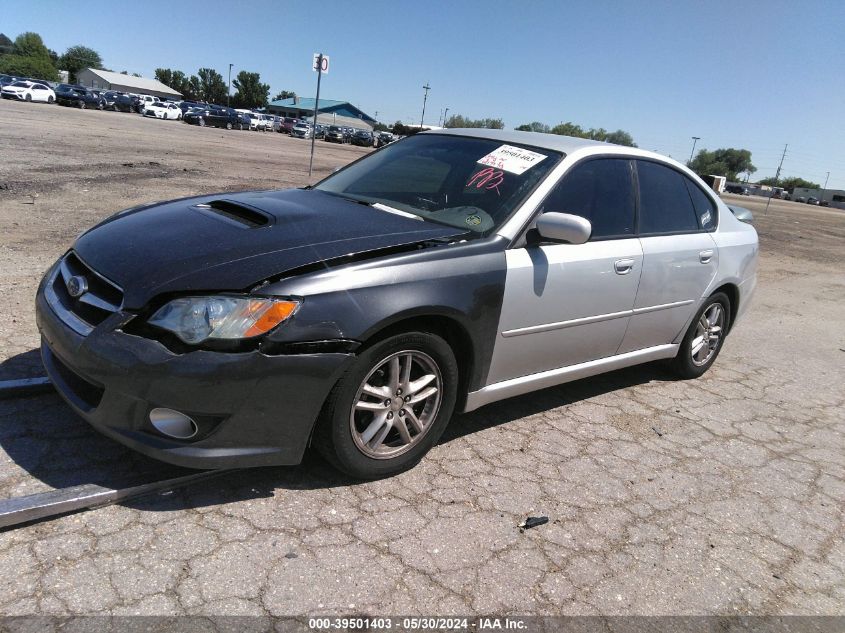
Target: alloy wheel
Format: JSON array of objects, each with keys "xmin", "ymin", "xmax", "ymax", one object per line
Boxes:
[
  {"xmin": 691, "ymin": 303, "xmax": 724, "ymax": 366},
  {"xmin": 350, "ymin": 350, "xmax": 442, "ymax": 459}
]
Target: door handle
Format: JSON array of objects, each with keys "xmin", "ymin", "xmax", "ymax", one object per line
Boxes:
[
  {"xmin": 614, "ymin": 258, "xmax": 635, "ymax": 274},
  {"xmin": 699, "ymin": 250, "xmax": 714, "ymax": 264}
]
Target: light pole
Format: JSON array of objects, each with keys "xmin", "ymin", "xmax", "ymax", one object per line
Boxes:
[
  {"xmin": 420, "ymin": 83, "xmax": 431, "ymax": 130},
  {"xmin": 227, "ymin": 63, "xmax": 233, "ymax": 107},
  {"xmin": 822, "ymin": 171, "xmax": 830, "ymax": 203},
  {"xmin": 443, "ymin": 107, "xmax": 449, "ymax": 128},
  {"xmin": 688, "ymin": 136, "xmax": 700, "ymax": 166}
]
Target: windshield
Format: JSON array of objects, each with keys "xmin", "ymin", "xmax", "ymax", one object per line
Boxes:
[{"xmin": 315, "ymin": 134, "xmax": 561, "ymax": 235}]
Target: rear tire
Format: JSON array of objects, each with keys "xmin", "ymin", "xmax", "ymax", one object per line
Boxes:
[
  {"xmin": 313, "ymin": 332, "xmax": 458, "ymax": 479},
  {"xmin": 671, "ymin": 292, "xmax": 730, "ymax": 379},
  {"xmin": 48, "ymin": 96, "xmax": 54, "ymax": 104}
]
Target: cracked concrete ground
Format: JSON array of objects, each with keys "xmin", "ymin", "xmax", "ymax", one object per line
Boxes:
[{"xmin": 0, "ymin": 100, "xmax": 843, "ymax": 616}]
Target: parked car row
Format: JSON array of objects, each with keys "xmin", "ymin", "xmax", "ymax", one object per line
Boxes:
[{"xmin": 2, "ymin": 73, "xmax": 390, "ymax": 145}]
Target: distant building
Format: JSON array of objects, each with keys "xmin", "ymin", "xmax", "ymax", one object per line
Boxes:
[
  {"xmin": 792, "ymin": 187, "xmax": 845, "ymax": 210},
  {"xmin": 266, "ymin": 97, "xmax": 376, "ymax": 131},
  {"xmin": 75, "ymin": 68, "xmax": 181, "ymax": 99}
]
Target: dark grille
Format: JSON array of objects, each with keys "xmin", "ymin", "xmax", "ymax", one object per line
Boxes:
[{"xmin": 52, "ymin": 251, "xmax": 123, "ymax": 328}]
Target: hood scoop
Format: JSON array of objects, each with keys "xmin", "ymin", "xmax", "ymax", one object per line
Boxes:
[{"xmin": 193, "ymin": 200, "xmax": 271, "ymax": 228}]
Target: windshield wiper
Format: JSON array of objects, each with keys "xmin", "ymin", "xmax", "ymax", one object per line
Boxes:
[{"xmin": 371, "ymin": 202, "xmax": 422, "ymax": 220}]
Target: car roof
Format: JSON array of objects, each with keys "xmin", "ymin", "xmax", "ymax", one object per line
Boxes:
[
  {"xmin": 427, "ymin": 128, "xmax": 613, "ymax": 154},
  {"xmin": 427, "ymin": 127, "xmax": 691, "ymax": 167}
]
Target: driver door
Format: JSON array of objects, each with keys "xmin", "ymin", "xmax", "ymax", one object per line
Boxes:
[{"xmin": 486, "ymin": 158, "xmax": 642, "ymax": 384}]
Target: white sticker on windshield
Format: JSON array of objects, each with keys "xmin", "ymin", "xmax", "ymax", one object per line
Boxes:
[{"xmin": 477, "ymin": 144, "xmax": 547, "ymax": 175}]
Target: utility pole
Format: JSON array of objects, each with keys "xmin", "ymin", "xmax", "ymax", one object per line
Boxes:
[
  {"xmin": 443, "ymin": 107, "xmax": 449, "ymax": 128},
  {"xmin": 688, "ymin": 136, "xmax": 700, "ymax": 166},
  {"xmin": 420, "ymin": 83, "xmax": 431, "ymax": 130},
  {"xmin": 227, "ymin": 63, "xmax": 233, "ymax": 108},
  {"xmin": 822, "ymin": 171, "xmax": 830, "ymax": 203},
  {"xmin": 765, "ymin": 143, "xmax": 788, "ymax": 214}
]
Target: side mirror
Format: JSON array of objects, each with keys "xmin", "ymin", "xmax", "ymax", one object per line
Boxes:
[{"xmin": 535, "ymin": 213, "xmax": 592, "ymax": 244}]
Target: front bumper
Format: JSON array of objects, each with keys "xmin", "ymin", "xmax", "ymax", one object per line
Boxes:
[{"xmin": 35, "ymin": 272, "xmax": 354, "ymax": 469}]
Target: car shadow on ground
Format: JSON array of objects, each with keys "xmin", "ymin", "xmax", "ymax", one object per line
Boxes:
[{"xmin": 0, "ymin": 348, "xmax": 675, "ymax": 520}]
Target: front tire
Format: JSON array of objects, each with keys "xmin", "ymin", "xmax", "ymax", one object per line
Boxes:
[
  {"xmin": 25, "ymin": 94, "xmax": 32, "ymax": 102},
  {"xmin": 226, "ymin": 122, "xmax": 233, "ymax": 130},
  {"xmin": 671, "ymin": 292, "xmax": 730, "ymax": 379},
  {"xmin": 314, "ymin": 332, "xmax": 458, "ymax": 479}
]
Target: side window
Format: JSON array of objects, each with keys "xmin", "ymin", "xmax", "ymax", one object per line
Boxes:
[
  {"xmin": 684, "ymin": 178, "xmax": 717, "ymax": 230},
  {"xmin": 636, "ymin": 160, "xmax": 699, "ymax": 234},
  {"xmin": 540, "ymin": 159, "xmax": 635, "ymax": 239}
]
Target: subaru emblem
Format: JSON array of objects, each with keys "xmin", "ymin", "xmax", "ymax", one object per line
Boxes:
[{"xmin": 66, "ymin": 275, "xmax": 88, "ymax": 298}]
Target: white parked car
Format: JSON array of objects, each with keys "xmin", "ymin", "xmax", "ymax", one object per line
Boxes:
[
  {"xmin": 255, "ymin": 113, "xmax": 273, "ymax": 132},
  {"xmin": 291, "ymin": 121, "xmax": 312, "ymax": 138},
  {"xmin": 1, "ymin": 81, "xmax": 56, "ymax": 103},
  {"xmin": 235, "ymin": 109, "xmax": 261, "ymax": 130},
  {"xmin": 136, "ymin": 94, "xmax": 161, "ymax": 113},
  {"xmin": 144, "ymin": 102, "xmax": 182, "ymax": 120}
]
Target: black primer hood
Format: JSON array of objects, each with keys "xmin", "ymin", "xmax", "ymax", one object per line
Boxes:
[{"xmin": 73, "ymin": 189, "xmax": 464, "ymax": 309}]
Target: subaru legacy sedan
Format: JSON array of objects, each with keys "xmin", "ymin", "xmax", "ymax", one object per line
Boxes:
[{"xmin": 36, "ymin": 129, "xmax": 758, "ymax": 479}]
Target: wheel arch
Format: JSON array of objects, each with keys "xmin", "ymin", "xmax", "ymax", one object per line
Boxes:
[
  {"xmin": 710, "ymin": 282, "xmax": 739, "ymax": 333},
  {"xmin": 358, "ymin": 311, "xmax": 476, "ymax": 411}
]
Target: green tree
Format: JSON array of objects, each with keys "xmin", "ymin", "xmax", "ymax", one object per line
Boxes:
[
  {"xmin": 516, "ymin": 119, "xmax": 637, "ymax": 146},
  {"xmin": 231, "ymin": 70, "xmax": 270, "ymax": 108},
  {"xmin": 0, "ymin": 31, "xmax": 58, "ymax": 80},
  {"xmin": 515, "ymin": 121, "xmax": 551, "ymax": 133},
  {"xmin": 196, "ymin": 67, "xmax": 227, "ymax": 104},
  {"xmin": 757, "ymin": 176, "xmax": 819, "ymax": 190},
  {"xmin": 550, "ymin": 121, "xmax": 585, "ymax": 137},
  {"xmin": 12, "ymin": 32, "xmax": 50, "ymax": 58},
  {"xmin": 188, "ymin": 75, "xmax": 203, "ymax": 101},
  {"xmin": 0, "ymin": 33, "xmax": 13, "ymax": 55},
  {"xmin": 154, "ymin": 68, "xmax": 173, "ymax": 86},
  {"xmin": 444, "ymin": 114, "xmax": 504, "ymax": 129},
  {"xmin": 58, "ymin": 45, "xmax": 103, "ymax": 82},
  {"xmin": 272, "ymin": 90, "xmax": 296, "ymax": 101},
  {"xmin": 690, "ymin": 148, "xmax": 756, "ymax": 182},
  {"xmin": 604, "ymin": 129, "xmax": 636, "ymax": 147},
  {"xmin": 155, "ymin": 69, "xmax": 195, "ymax": 99}
]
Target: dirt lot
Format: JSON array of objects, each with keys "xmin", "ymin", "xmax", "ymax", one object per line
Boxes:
[{"xmin": 0, "ymin": 99, "xmax": 843, "ymax": 617}]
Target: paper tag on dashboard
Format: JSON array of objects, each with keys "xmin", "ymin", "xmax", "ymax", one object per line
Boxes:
[{"xmin": 477, "ymin": 145, "xmax": 547, "ymax": 175}]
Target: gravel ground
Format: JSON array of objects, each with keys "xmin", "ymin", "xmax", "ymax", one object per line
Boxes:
[{"xmin": 0, "ymin": 99, "xmax": 843, "ymax": 617}]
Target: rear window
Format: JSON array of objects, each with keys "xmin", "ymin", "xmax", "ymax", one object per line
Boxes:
[
  {"xmin": 684, "ymin": 180, "xmax": 717, "ymax": 230},
  {"xmin": 636, "ymin": 160, "xmax": 700, "ymax": 234}
]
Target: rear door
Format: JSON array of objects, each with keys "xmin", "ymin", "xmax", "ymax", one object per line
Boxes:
[
  {"xmin": 486, "ymin": 158, "xmax": 642, "ymax": 384},
  {"xmin": 618, "ymin": 160, "xmax": 719, "ymax": 353}
]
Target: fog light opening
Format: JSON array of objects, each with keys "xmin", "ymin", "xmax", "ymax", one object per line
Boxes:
[{"xmin": 149, "ymin": 408, "xmax": 198, "ymax": 440}]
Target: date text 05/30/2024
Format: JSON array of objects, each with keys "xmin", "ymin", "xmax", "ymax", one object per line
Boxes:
[{"xmin": 307, "ymin": 617, "xmax": 527, "ymax": 630}]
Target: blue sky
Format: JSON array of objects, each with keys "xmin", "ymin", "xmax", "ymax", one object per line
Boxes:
[{"xmin": 5, "ymin": 0, "xmax": 844, "ymax": 187}]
